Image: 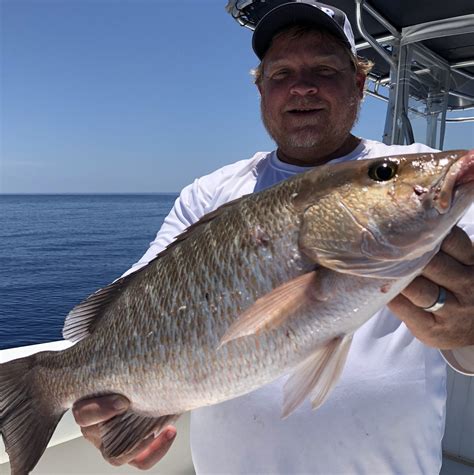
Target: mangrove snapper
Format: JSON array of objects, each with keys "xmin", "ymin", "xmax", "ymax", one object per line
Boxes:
[{"xmin": 1, "ymin": 150, "xmax": 474, "ymax": 474}]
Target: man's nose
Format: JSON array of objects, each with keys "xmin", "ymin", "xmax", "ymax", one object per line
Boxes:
[{"xmin": 289, "ymin": 72, "xmax": 319, "ymax": 96}]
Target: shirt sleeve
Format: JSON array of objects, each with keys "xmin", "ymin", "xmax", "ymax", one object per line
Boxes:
[
  {"xmin": 440, "ymin": 347, "xmax": 474, "ymax": 375},
  {"xmin": 120, "ymin": 154, "xmax": 262, "ymax": 278},
  {"xmin": 121, "ymin": 179, "xmax": 209, "ymax": 278}
]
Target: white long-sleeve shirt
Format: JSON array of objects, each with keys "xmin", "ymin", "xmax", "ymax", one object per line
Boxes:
[{"xmin": 125, "ymin": 139, "xmax": 474, "ymax": 474}]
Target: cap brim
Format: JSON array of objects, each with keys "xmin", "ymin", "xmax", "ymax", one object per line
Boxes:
[{"xmin": 252, "ymin": 3, "xmax": 351, "ymax": 59}]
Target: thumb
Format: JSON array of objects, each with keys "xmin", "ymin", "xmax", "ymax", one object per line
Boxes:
[{"xmin": 72, "ymin": 394, "xmax": 130, "ymax": 426}]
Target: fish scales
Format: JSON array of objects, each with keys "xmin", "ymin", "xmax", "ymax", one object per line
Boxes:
[
  {"xmin": 35, "ymin": 181, "xmax": 306, "ymax": 408},
  {"xmin": 11, "ymin": 177, "xmax": 405, "ymax": 408},
  {"xmin": 1, "ymin": 150, "xmax": 473, "ymax": 474}
]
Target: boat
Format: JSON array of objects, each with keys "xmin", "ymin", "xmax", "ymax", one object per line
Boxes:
[
  {"xmin": 2, "ymin": 1, "xmax": 473, "ymax": 473},
  {"xmin": 0, "ymin": 341, "xmax": 195, "ymax": 474}
]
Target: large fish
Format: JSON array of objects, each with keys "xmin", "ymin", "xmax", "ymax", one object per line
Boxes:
[{"xmin": 1, "ymin": 150, "xmax": 474, "ymax": 474}]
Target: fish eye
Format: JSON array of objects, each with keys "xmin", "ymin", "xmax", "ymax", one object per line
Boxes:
[{"xmin": 368, "ymin": 161, "xmax": 398, "ymax": 182}]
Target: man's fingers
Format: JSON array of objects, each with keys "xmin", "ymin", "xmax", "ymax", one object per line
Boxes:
[
  {"xmin": 391, "ymin": 227, "xmax": 474, "ymax": 349},
  {"xmin": 83, "ymin": 421, "xmax": 177, "ymax": 468},
  {"xmin": 421, "ymin": 251, "xmax": 470, "ymax": 293},
  {"xmin": 441, "ymin": 226, "xmax": 474, "ymax": 265},
  {"xmin": 73, "ymin": 395, "xmax": 176, "ymax": 470},
  {"xmin": 389, "ymin": 294, "xmax": 435, "ymax": 329},
  {"xmin": 400, "ymin": 275, "xmax": 445, "ymax": 310},
  {"xmin": 101, "ymin": 433, "xmax": 158, "ymax": 467},
  {"xmin": 388, "ymin": 295, "xmax": 441, "ymax": 346},
  {"xmin": 388, "ymin": 294, "xmax": 469, "ymax": 348},
  {"xmin": 129, "ymin": 426, "xmax": 177, "ymax": 471},
  {"xmin": 72, "ymin": 394, "xmax": 130, "ymax": 426}
]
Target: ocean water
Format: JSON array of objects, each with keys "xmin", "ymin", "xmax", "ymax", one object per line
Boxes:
[{"xmin": 0, "ymin": 194, "xmax": 178, "ymax": 350}]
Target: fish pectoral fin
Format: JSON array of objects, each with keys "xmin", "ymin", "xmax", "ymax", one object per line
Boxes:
[
  {"xmin": 218, "ymin": 270, "xmax": 333, "ymax": 348},
  {"xmin": 99, "ymin": 410, "xmax": 180, "ymax": 460},
  {"xmin": 282, "ymin": 335, "xmax": 353, "ymax": 418}
]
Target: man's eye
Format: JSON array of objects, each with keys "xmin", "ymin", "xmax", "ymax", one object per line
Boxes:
[
  {"xmin": 315, "ymin": 67, "xmax": 336, "ymax": 76},
  {"xmin": 270, "ymin": 70, "xmax": 290, "ymax": 80}
]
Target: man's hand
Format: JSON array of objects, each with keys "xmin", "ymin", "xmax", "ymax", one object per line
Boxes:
[
  {"xmin": 72, "ymin": 395, "xmax": 177, "ymax": 470},
  {"xmin": 389, "ymin": 226, "xmax": 474, "ymax": 349}
]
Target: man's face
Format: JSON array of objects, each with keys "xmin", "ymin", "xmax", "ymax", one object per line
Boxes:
[{"xmin": 258, "ymin": 30, "xmax": 365, "ymax": 162}]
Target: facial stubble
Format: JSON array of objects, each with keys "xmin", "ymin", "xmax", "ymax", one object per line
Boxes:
[{"xmin": 260, "ymin": 86, "xmax": 362, "ymax": 156}]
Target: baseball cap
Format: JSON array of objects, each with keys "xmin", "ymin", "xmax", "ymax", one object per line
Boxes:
[{"xmin": 252, "ymin": 1, "xmax": 357, "ymax": 59}]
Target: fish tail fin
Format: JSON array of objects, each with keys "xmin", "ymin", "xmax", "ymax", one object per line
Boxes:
[{"xmin": 0, "ymin": 354, "xmax": 66, "ymax": 475}]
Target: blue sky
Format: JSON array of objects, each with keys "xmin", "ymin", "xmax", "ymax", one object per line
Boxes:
[{"xmin": 1, "ymin": 0, "xmax": 473, "ymax": 193}]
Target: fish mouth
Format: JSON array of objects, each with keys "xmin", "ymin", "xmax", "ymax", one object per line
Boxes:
[{"xmin": 433, "ymin": 150, "xmax": 474, "ymax": 214}]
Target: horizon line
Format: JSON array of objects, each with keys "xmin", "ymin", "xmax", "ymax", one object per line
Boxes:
[{"xmin": 0, "ymin": 192, "xmax": 180, "ymax": 196}]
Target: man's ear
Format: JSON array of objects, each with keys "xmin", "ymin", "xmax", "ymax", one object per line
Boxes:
[{"xmin": 356, "ymin": 72, "xmax": 366, "ymax": 98}]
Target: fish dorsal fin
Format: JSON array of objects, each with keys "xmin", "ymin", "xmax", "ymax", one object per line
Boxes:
[
  {"xmin": 63, "ymin": 197, "xmax": 248, "ymax": 343},
  {"xmin": 99, "ymin": 410, "xmax": 179, "ymax": 461},
  {"xmin": 62, "ymin": 277, "xmax": 130, "ymax": 342},
  {"xmin": 125, "ymin": 196, "xmax": 248, "ymax": 275},
  {"xmin": 282, "ymin": 335, "xmax": 353, "ymax": 418}
]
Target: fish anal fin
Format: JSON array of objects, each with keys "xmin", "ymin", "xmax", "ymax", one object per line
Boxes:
[
  {"xmin": 219, "ymin": 270, "xmax": 335, "ymax": 348},
  {"xmin": 282, "ymin": 335, "xmax": 353, "ymax": 418},
  {"xmin": 99, "ymin": 410, "xmax": 180, "ymax": 460}
]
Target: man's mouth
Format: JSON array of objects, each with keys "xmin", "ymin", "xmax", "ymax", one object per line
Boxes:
[{"xmin": 287, "ymin": 107, "xmax": 323, "ymax": 115}]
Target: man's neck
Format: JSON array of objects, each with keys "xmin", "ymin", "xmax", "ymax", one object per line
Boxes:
[{"xmin": 276, "ymin": 135, "xmax": 362, "ymax": 167}]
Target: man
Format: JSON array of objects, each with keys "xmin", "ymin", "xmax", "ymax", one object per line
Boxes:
[{"xmin": 73, "ymin": 1, "xmax": 474, "ymax": 472}]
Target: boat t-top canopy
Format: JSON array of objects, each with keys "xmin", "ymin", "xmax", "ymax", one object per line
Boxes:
[{"xmin": 226, "ymin": 0, "xmax": 474, "ymax": 149}]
